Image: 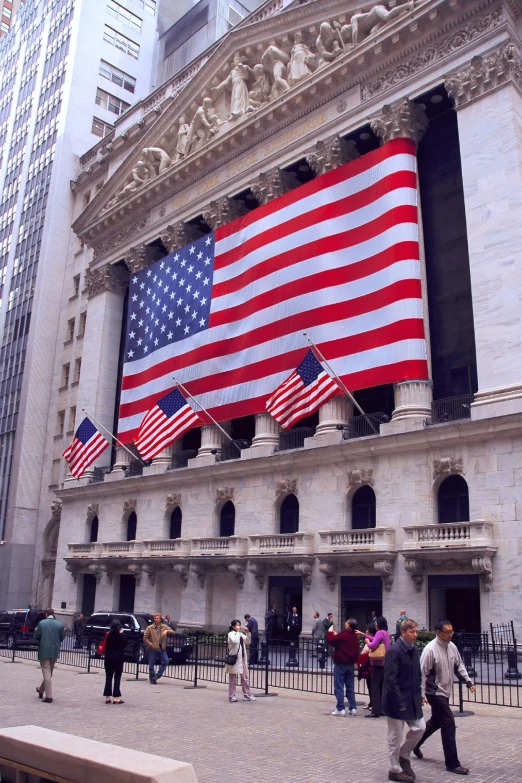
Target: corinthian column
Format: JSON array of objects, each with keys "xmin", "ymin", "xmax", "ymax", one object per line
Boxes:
[
  {"xmin": 315, "ymin": 396, "xmax": 353, "ymax": 439},
  {"xmin": 370, "ymin": 98, "xmax": 433, "ymax": 433},
  {"xmin": 251, "ymin": 413, "xmax": 280, "ymax": 455}
]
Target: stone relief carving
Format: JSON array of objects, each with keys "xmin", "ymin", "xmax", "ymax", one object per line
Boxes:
[
  {"xmin": 348, "ymin": 469, "xmax": 374, "ymax": 488},
  {"xmin": 191, "ymin": 562, "xmax": 207, "ymax": 588},
  {"xmin": 445, "ymin": 43, "xmax": 521, "ymax": 109},
  {"xmin": 85, "ymin": 263, "xmax": 129, "ymax": 299},
  {"xmin": 50, "ymin": 499, "xmax": 62, "ymax": 519},
  {"xmin": 92, "ymin": 214, "xmax": 149, "ymax": 261},
  {"xmin": 127, "ymin": 564, "xmax": 142, "ymax": 586},
  {"xmin": 125, "ymin": 244, "xmax": 148, "ymax": 274},
  {"xmin": 216, "ymin": 486, "xmax": 234, "ymax": 503},
  {"xmin": 123, "ymin": 498, "xmax": 137, "ymax": 513},
  {"xmin": 433, "ymin": 457, "xmax": 464, "ymax": 479},
  {"xmin": 161, "ymin": 222, "xmax": 202, "ymax": 253},
  {"xmin": 319, "ymin": 561, "xmax": 337, "ymax": 591},
  {"xmin": 276, "ymin": 478, "xmax": 298, "ymax": 496},
  {"xmin": 349, "ymin": 2, "xmax": 414, "ymax": 48},
  {"xmin": 404, "ymin": 557, "xmax": 424, "ymax": 591},
  {"xmin": 203, "ymin": 196, "xmax": 247, "ymax": 231},
  {"xmin": 305, "ymin": 135, "xmax": 359, "ymax": 177},
  {"xmin": 249, "ymin": 562, "xmax": 266, "ymax": 590},
  {"xmin": 261, "ymin": 45, "xmax": 290, "ymax": 99},
  {"xmin": 316, "ymin": 22, "xmax": 344, "ymax": 68},
  {"xmin": 294, "ymin": 561, "xmax": 313, "ymax": 590},
  {"xmin": 247, "ymin": 63, "xmax": 270, "ymax": 112},
  {"xmin": 174, "ymin": 115, "xmax": 190, "ymax": 161},
  {"xmin": 251, "ymin": 167, "xmax": 299, "ymax": 206},
  {"xmin": 65, "ymin": 562, "xmax": 80, "ymax": 582},
  {"xmin": 173, "ymin": 563, "xmax": 189, "ymax": 587},
  {"xmin": 371, "ymin": 97, "xmax": 427, "ymax": 146},
  {"xmin": 142, "ymin": 147, "xmax": 172, "ymax": 177},
  {"xmin": 185, "ymin": 98, "xmax": 220, "ymax": 155},
  {"xmin": 374, "ymin": 559, "xmax": 394, "ymax": 591},
  {"xmin": 472, "ymin": 556, "xmax": 493, "ymax": 591},
  {"xmin": 212, "ymin": 52, "xmax": 254, "ymax": 121},
  {"xmin": 86, "ymin": 564, "xmax": 103, "ymax": 584},
  {"xmin": 166, "ymin": 493, "xmax": 182, "ymax": 508},
  {"xmin": 228, "ymin": 562, "xmax": 245, "ymax": 589},
  {"xmin": 288, "ymin": 30, "xmax": 317, "ymax": 85},
  {"xmin": 87, "ymin": 503, "xmax": 99, "ymax": 516}
]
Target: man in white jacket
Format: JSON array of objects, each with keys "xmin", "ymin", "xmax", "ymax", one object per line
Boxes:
[{"xmin": 414, "ymin": 619, "xmax": 475, "ymax": 775}]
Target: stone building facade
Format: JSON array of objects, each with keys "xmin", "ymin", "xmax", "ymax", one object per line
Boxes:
[{"xmin": 43, "ymin": 0, "xmax": 522, "ymax": 636}]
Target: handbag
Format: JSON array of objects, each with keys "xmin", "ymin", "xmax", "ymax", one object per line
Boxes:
[
  {"xmin": 368, "ymin": 642, "xmax": 386, "ymax": 659},
  {"xmin": 97, "ymin": 631, "xmax": 109, "ymax": 656},
  {"xmin": 225, "ymin": 635, "xmax": 243, "ymax": 665}
]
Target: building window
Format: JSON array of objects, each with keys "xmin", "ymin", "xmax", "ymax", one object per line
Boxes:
[
  {"xmin": 437, "ymin": 475, "xmax": 469, "ymax": 523},
  {"xmin": 66, "ymin": 318, "xmax": 75, "ymax": 341},
  {"xmin": 68, "ymin": 407, "xmax": 77, "ymax": 434},
  {"xmin": 78, "ymin": 311, "xmax": 87, "ymax": 337},
  {"xmin": 90, "ymin": 515, "xmax": 99, "ymax": 543},
  {"xmin": 103, "ymin": 25, "xmax": 140, "ymax": 59},
  {"xmin": 74, "ymin": 357, "xmax": 82, "ymax": 383},
  {"xmin": 1, "ymin": 21, "xmax": 9, "ymax": 33},
  {"xmin": 99, "ymin": 60, "xmax": 136, "ymax": 93},
  {"xmin": 280, "ymin": 494, "xmax": 299, "ymax": 534},
  {"xmin": 134, "ymin": 0, "xmax": 156, "ymax": 14},
  {"xmin": 91, "ymin": 117, "xmax": 113, "ymax": 138},
  {"xmin": 169, "ymin": 507, "xmax": 182, "ymax": 539},
  {"xmin": 219, "ymin": 501, "xmax": 235, "ymax": 537},
  {"xmin": 95, "ymin": 180, "xmax": 104, "ymax": 193},
  {"xmin": 61, "ymin": 363, "xmax": 70, "ymax": 388},
  {"xmin": 72, "ymin": 274, "xmax": 80, "ymax": 297},
  {"xmin": 95, "ymin": 87, "xmax": 130, "ymax": 117},
  {"xmin": 83, "ymin": 192, "xmax": 91, "ymax": 208},
  {"xmin": 56, "ymin": 410, "xmax": 65, "ymax": 436},
  {"xmin": 126, "ymin": 511, "xmax": 137, "ymax": 541},
  {"xmin": 3, "ymin": 7, "xmax": 12, "ymax": 18},
  {"xmin": 107, "ymin": 1, "xmax": 142, "ymax": 33},
  {"xmin": 351, "ymin": 486, "xmax": 376, "ymax": 529}
]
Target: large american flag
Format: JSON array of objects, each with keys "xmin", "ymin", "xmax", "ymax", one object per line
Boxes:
[{"xmin": 118, "ymin": 138, "xmax": 428, "ymax": 443}]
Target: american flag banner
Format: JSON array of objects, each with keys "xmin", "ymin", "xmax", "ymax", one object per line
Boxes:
[
  {"xmin": 118, "ymin": 137, "xmax": 428, "ymax": 443},
  {"xmin": 266, "ymin": 348, "xmax": 342, "ymax": 429},
  {"xmin": 134, "ymin": 387, "xmax": 204, "ymax": 460},
  {"xmin": 62, "ymin": 417, "xmax": 110, "ymax": 478}
]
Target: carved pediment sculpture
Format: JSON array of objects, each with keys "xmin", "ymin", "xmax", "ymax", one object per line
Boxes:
[
  {"xmin": 276, "ymin": 478, "xmax": 298, "ymax": 497},
  {"xmin": 433, "ymin": 457, "xmax": 464, "ymax": 479},
  {"xmin": 123, "ymin": 498, "xmax": 137, "ymax": 513},
  {"xmin": 166, "ymin": 493, "xmax": 182, "ymax": 509},
  {"xmin": 50, "ymin": 499, "xmax": 62, "ymax": 519},
  {"xmin": 216, "ymin": 486, "xmax": 234, "ymax": 503}
]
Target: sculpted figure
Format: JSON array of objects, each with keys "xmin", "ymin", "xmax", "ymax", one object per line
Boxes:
[
  {"xmin": 247, "ymin": 63, "xmax": 270, "ymax": 112},
  {"xmin": 212, "ymin": 52, "xmax": 253, "ymax": 120},
  {"xmin": 349, "ymin": 1, "xmax": 415, "ymax": 47},
  {"xmin": 174, "ymin": 115, "xmax": 190, "ymax": 161},
  {"xmin": 288, "ymin": 30, "xmax": 316, "ymax": 86},
  {"xmin": 316, "ymin": 22, "xmax": 344, "ymax": 67},
  {"xmin": 185, "ymin": 98, "xmax": 220, "ymax": 154},
  {"xmin": 105, "ymin": 160, "xmax": 150, "ymax": 209},
  {"xmin": 261, "ymin": 45, "xmax": 290, "ymax": 99},
  {"xmin": 142, "ymin": 147, "xmax": 172, "ymax": 177}
]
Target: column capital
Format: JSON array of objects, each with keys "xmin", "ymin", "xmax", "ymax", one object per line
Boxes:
[
  {"xmin": 250, "ymin": 167, "xmax": 299, "ymax": 206},
  {"xmin": 84, "ymin": 263, "xmax": 128, "ymax": 299},
  {"xmin": 444, "ymin": 43, "xmax": 521, "ymax": 109},
  {"xmin": 370, "ymin": 98, "xmax": 428, "ymax": 146},
  {"xmin": 202, "ymin": 196, "xmax": 247, "ymax": 230},
  {"xmin": 305, "ymin": 135, "xmax": 359, "ymax": 177},
  {"xmin": 125, "ymin": 244, "xmax": 148, "ymax": 274},
  {"xmin": 161, "ymin": 222, "xmax": 202, "ymax": 253}
]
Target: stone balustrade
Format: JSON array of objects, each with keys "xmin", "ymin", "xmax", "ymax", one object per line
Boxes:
[
  {"xmin": 318, "ymin": 528, "xmax": 396, "ymax": 554},
  {"xmin": 68, "ymin": 543, "xmax": 100, "ymax": 556},
  {"xmin": 402, "ymin": 520, "xmax": 494, "ymax": 550},
  {"xmin": 248, "ymin": 532, "xmax": 314, "ymax": 557},
  {"xmin": 142, "ymin": 539, "xmax": 192, "ymax": 556},
  {"xmin": 190, "ymin": 536, "xmax": 248, "ymax": 556}
]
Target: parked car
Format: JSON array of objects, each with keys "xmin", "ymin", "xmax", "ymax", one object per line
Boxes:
[
  {"xmin": 83, "ymin": 612, "xmax": 193, "ymax": 664},
  {"xmin": 0, "ymin": 609, "xmax": 46, "ymax": 649}
]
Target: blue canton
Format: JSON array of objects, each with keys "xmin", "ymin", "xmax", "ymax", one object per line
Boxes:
[
  {"xmin": 125, "ymin": 233, "xmax": 215, "ymax": 362},
  {"xmin": 296, "ymin": 349, "xmax": 323, "ymax": 386},
  {"xmin": 157, "ymin": 388, "xmax": 189, "ymax": 418},
  {"xmin": 75, "ymin": 418, "xmax": 97, "ymax": 443}
]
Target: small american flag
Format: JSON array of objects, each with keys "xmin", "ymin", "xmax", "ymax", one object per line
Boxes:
[
  {"xmin": 62, "ymin": 417, "xmax": 109, "ymax": 479},
  {"xmin": 135, "ymin": 387, "xmax": 204, "ymax": 461},
  {"xmin": 266, "ymin": 348, "xmax": 341, "ymax": 429}
]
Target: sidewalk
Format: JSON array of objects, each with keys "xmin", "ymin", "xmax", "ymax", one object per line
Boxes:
[{"xmin": 1, "ymin": 658, "xmax": 521, "ymax": 783}]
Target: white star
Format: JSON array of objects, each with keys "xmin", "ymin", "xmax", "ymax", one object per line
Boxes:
[
  {"xmin": 196, "ymin": 270, "xmax": 202, "ymax": 280},
  {"xmin": 128, "ymin": 350, "xmax": 134, "ymax": 358},
  {"xmin": 130, "ymin": 312, "xmax": 137, "ymax": 320},
  {"xmin": 167, "ymin": 331, "xmax": 173, "ymax": 339},
  {"xmin": 151, "ymin": 294, "xmax": 156, "ymax": 303},
  {"xmin": 145, "ymin": 326, "xmax": 149, "ymax": 333},
  {"xmin": 140, "ymin": 300, "xmax": 145, "ymax": 307},
  {"xmin": 144, "ymin": 345, "xmax": 148, "ymax": 353},
  {"xmin": 189, "ymin": 245, "xmax": 195, "ymax": 254},
  {"xmin": 166, "ymin": 266, "xmax": 171, "ymax": 274},
  {"xmin": 132, "ymin": 294, "xmax": 138, "ymax": 301},
  {"xmin": 146, "ymin": 307, "xmax": 150, "ymax": 314},
  {"xmin": 174, "ymin": 253, "xmax": 179, "ymax": 262},
  {"xmin": 179, "ymin": 278, "xmax": 185, "ymax": 287},
  {"xmin": 170, "ymin": 292, "xmax": 175, "ymax": 300},
  {"xmin": 140, "ymin": 281, "xmax": 145, "ymax": 290},
  {"xmin": 129, "ymin": 331, "xmax": 135, "ymax": 339},
  {"xmin": 138, "ymin": 319, "xmax": 144, "ymax": 327},
  {"xmin": 203, "ymin": 277, "xmax": 210, "ymax": 285},
  {"xmin": 177, "ymin": 297, "xmax": 183, "ymax": 306},
  {"xmin": 137, "ymin": 338, "xmax": 142, "ymax": 346},
  {"xmin": 184, "ymin": 304, "xmax": 190, "ymax": 313},
  {"xmin": 204, "ymin": 257, "xmax": 211, "ymax": 266},
  {"xmin": 163, "ymin": 284, "xmax": 169, "ymax": 293},
  {"xmin": 155, "ymin": 318, "xmax": 159, "ymax": 327},
  {"xmin": 153, "ymin": 274, "xmax": 157, "ymax": 282},
  {"xmin": 184, "ymin": 325, "xmax": 190, "ymax": 334},
  {"xmin": 160, "ymin": 324, "xmax": 166, "ymax": 333},
  {"xmin": 197, "ymin": 251, "xmax": 202, "ymax": 260},
  {"xmin": 162, "ymin": 305, "xmax": 167, "ymax": 313},
  {"xmin": 186, "ymin": 284, "xmax": 192, "ymax": 293},
  {"xmin": 168, "ymin": 311, "xmax": 174, "ymax": 319},
  {"xmin": 150, "ymin": 311, "xmax": 155, "ymax": 320},
  {"xmin": 157, "ymin": 278, "xmax": 163, "ymax": 288},
  {"xmin": 147, "ymin": 269, "xmax": 152, "ymax": 277},
  {"xmin": 132, "ymin": 276, "xmax": 138, "ymax": 283},
  {"xmin": 201, "ymin": 297, "xmax": 207, "ymax": 305},
  {"xmin": 193, "ymin": 290, "xmax": 200, "ymax": 299},
  {"xmin": 146, "ymin": 287, "xmax": 151, "ymax": 295},
  {"xmin": 188, "ymin": 264, "xmax": 194, "ymax": 274},
  {"xmin": 181, "ymin": 259, "xmax": 187, "ymax": 268},
  {"xmin": 205, "ymin": 236, "xmax": 212, "ymax": 246},
  {"xmin": 160, "ymin": 261, "xmax": 164, "ymax": 269},
  {"xmin": 192, "ymin": 310, "xmax": 197, "ymax": 320},
  {"xmin": 154, "ymin": 338, "xmax": 159, "ymax": 346},
  {"xmin": 199, "ymin": 317, "xmax": 206, "ymax": 327},
  {"xmin": 172, "ymin": 272, "xmax": 178, "ymax": 280},
  {"xmin": 175, "ymin": 318, "xmax": 181, "ymax": 326}
]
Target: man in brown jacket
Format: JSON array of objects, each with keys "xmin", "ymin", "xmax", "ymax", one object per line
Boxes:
[{"xmin": 144, "ymin": 613, "xmax": 176, "ymax": 684}]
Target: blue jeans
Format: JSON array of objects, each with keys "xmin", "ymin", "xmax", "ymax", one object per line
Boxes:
[
  {"xmin": 334, "ymin": 663, "xmax": 356, "ymax": 711},
  {"xmin": 148, "ymin": 649, "xmax": 169, "ymax": 681}
]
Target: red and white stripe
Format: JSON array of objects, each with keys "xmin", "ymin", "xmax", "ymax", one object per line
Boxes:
[
  {"xmin": 135, "ymin": 404, "xmax": 203, "ymax": 461},
  {"xmin": 118, "ymin": 138, "xmax": 427, "ymax": 442},
  {"xmin": 267, "ymin": 369, "xmax": 341, "ymax": 430},
  {"xmin": 62, "ymin": 433, "xmax": 109, "ymax": 479}
]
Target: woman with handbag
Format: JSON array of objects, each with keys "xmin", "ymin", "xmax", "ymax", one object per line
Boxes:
[
  {"xmin": 357, "ymin": 616, "xmax": 391, "ymax": 718},
  {"xmin": 103, "ymin": 619, "xmax": 127, "ymax": 704},
  {"xmin": 225, "ymin": 620, "xmax": 255, "ymax": 703}
]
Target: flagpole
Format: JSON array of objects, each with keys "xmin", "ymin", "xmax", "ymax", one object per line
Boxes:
[
  {"xmin": 172, "ymin": 377, "xmax": 235, "ymax": 444},
  {"xmin": 81, "ymin": 408, "xmax": 145, "ymax": 465},
  {"xmin": 302, "ymin": 332, "xmax": 367, "ymax": 417}
]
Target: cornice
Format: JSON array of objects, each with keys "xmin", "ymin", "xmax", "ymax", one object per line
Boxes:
[{"xmin": 55, "ymin": 410, "xmax": 522, "ymax": 502}]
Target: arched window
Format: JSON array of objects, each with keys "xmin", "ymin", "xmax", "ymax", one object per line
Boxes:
[
  {"xmin": 280, "ymin": 494, "xmax": 299, "ymax": 534},
  {"xmin": 89, "ymin": 515, "xmax": 99, "ymax": 543},
  {"xmin": 437, "ymin": 475, "xmax": 469, "ymax": 523},
  {"xmin": 352, "ymin": 486, "xmax": 376, "ymax": 529},
  {"xmin": 219, "ymin": 501, "xmax": 235, "ymax": 537},
  {"xmin": 169, "ymin": 507, "xmax": 182, "ymax": 539},
  {"xmin": 126, "ymin": 511, "xmax": 137, "ymax": 541}
]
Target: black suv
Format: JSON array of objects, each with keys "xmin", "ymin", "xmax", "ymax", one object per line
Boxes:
[
  {"xmin": 0, "ymin": 609, "xmax": 46, "ymax": 649},
  {"xmin": 83, "ymin": 612, "xmax": 193, "ymax": 664}
]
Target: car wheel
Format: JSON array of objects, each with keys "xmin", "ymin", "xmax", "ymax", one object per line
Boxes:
[
  {"xmin": 6, "ymin": 634, "xmax": 15, "ymax": 650},
  {"xmin": 89, "ymin": 640, "xmax": 100, "ymax": 659}
]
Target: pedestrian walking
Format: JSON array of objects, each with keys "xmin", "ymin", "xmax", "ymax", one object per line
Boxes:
[
  {"xmin": 103, "ymin": 619, "xmax": 127, "ymax": 704},
  {"xmin": 244, "ymin": 614, "xmax": 259, "ymax": 664},
  {"xmin": 73, "ymin": 612, "xmax": 84, "ymax": 648},
  {"xmin": 143, "ymin": 613, "xmax": 176, "ymax": 684},
  {"xmin": 264, "ymin": 605, "xmax": 277, "ymax": 643},
  {"xmin": 226, "ymin": 619, "xmax": 255, "ymax": 702},
  {"xmin": 34, "ymin": 608, "xmax": 65, "ymax": 704},
  {"xmin": 322, "ymin": 612, "xmax": 333, "ymax": 638},
  {"xmin": 413, "ymin": 619, "xmax": 475, "ymax": 775},
  {"xmin": 326, "ymin": 619, "xmax": 360, "ymax": 716},
  {"xmin": 382, "ymin": 618, "xmax": 426, "ymax": 783},
  {"xmin": 357, "ymin": 615, "xmax": 391, "ymax": 718},
  {"xmin": 395, "ymin": 609, "xmax": 408, "ymax": 641},
  {"xmin": 311, "ymin": 611, "xmax": 322, "ymax": 656}
]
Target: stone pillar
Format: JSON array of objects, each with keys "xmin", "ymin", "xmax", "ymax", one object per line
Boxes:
[
  {"xmin": 314, "ymin": 395, "xmax": 353, "ymax": 440},
  {"xmin": 371, "ymin": 98, "xmax": 433, "ymax": 434},
  {"xmin": 143, "ymin": 444, "xmax": 173, "ymax": 475},
  {"xmin": 248, "ymin": 412, "xmax": 280, "ymax": 456},
  {"xmin": 193, "ymin": 423, "xmax": 227, "ymax": 466},
  {"xmin": 445, "ymin": 44, "xmax": 522, "ymax": 419}
]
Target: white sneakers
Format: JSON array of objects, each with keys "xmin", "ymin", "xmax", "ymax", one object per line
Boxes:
[
  {"xmin": 243, "ymin": 695, "xmax": 256, "ymax": 701},
  {"xmin": 332, "ymin": 708, "xmax": 346, "ymax": 715},
  {"xmin": 349, "ymin": 708, "xmax": 357, "ymax": 715}
]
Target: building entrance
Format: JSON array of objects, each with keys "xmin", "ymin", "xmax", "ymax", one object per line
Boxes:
[
  {"xmin": 81, "ymin": 573, "xmax": 96, "ymax": 616},
  {"xmin": 268, "ymin": 576, "xmax": 302, "ymax": 639},
  {"xmin": 341, "ymin": 575, "xmax": 382, "ymax": 630},
  {"xmin": 428, "ymin": 574, "xmax": 480, "ymax": 632},
  {"xmin": 118, "ymin": 575, "xmax": 136, "ymax": 613}
]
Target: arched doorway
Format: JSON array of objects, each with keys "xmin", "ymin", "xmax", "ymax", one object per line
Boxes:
[
  {"xmin": 219, "ymin": 501, "xmax": 235, "ymax": 537},
  {"xmin": 280, "ymin": 494, "xmax": 299, "ymax": 534},
  {"xmin": 169, "ymin": 507, "xmax": 182, "ymax": 539},
  {"xmin": 437, "ymin": 475, "xmax": 469, "ymax": 523},
  {"xmin": 351, "ymin": 486, "xmax": 376, "ymax": 529},
  {"xmin": 126, "ymin": 511, "xmax": 137, "ymax": 541},
  {"xmin": 89, "ymin": 515, "xmax": 99, "ymax": 543}
]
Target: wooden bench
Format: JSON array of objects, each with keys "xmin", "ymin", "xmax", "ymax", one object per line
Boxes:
[{"xmin": 0, "ymin": 725, "xmax": 198, "ymax": 783}]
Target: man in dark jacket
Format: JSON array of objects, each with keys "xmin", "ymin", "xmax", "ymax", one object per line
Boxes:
[
  {"xmin": 264, "ymin": 605, "xmax": 277, "ymax": 643},
  {"xmin": 382, "ymin": 618, "xmax": 426, "ymax": 783},
  {"xmin": 287, "ymin": 607, "xmax": 301, "ymax": 640},
  {"xmin": 326, "ymin": 619, "xmax": 360, "ymax": 715},
  {"xmin": 244, "ymin": 614, "xmax": 259, "ymax": 664},
  {"xmin": 73, "ymin": 613, "xmax": 84, "ymax": 648}
]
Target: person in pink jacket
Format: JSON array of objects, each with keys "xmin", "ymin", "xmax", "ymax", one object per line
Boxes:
[{"xmin": 357, "ymin": 616, "xmax": 391, "ymax": 718}]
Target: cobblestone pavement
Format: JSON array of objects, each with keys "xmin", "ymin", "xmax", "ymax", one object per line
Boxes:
[{"xmin": 1, "ymin": 658, "xmax": 521, "ymax": 783}]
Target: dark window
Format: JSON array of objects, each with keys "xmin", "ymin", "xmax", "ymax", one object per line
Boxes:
[
  {"xmin": 437, "ymin": 475, "xmax": 469, "ymax": 523},
  {"xmin": 280, "ymin": 494, "xmax": 299, "ymax": 534},
  {"xmin": 219, "ymin": 501, "xmax": 235, "ymax": 537},
  {"xmin": 352, "ymin": 486, "xmax": 376, "ymax": 529},
  {"xmin": 90, "ymin": 614, "xmax": 109, "ymax": 628},
  {"xmin": 118, "ymin": 575, "xmax": 135, "ymax": 613},
  {"xmin": 169, "ymin": 506, "xmax": 182, "ymax": 539},
  {"xmin": 81, "ymin": 573, "xmax": 96, "ymax": 617},
  {"xmin": 89, "ymin": 515, "xmax": 99, "ymax": 543},
  {"xmin": 126, "ymin": 511, "xmax": 137, "ymax": 541}
]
